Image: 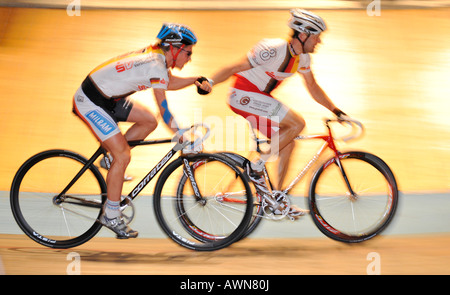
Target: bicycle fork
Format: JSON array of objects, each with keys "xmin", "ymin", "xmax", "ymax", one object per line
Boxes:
[
  {"xmin": 182, "ymin": 158, "xmax": 206, "ymax": 205},
  {"xmin": 334, "ymin": 155, "xmax": 357, "ymax": 200}
]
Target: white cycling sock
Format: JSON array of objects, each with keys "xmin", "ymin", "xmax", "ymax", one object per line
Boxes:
[{"xmin": 104, "ymin": 199, "xmax": 121, "ymax": 219}]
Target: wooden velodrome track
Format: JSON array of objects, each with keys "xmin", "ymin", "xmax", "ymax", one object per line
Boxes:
[{"xmin": 1, "ymin": 4, "xmax": 450, "ymax": 275}]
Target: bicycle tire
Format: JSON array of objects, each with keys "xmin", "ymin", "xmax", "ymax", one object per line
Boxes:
[
  {"xmin": 220, "ymin": 152, "xmax": 264, "ymax": 238},
  {"xmin": 10, "ymin": 150, "xmax": 106, "ymax": 248},
  {"xmin": 309, "ymin": 151, "xmax": 399, "ymax": 243},
  {"xmin": 153, "ymin": 153, "xmax": 253, "ymax": 251}
]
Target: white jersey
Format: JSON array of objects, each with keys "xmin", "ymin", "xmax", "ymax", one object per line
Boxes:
[
  {"xmin": 73, "ymin": 45, "xmax": 170, "ymax": 142},
  {"xmin": 238, "ymin": 38, "xmax": 311, "ymax": 94},
  {"xmin": 88, "ymin": 45, "xmax": 169, "ymax": 99}
]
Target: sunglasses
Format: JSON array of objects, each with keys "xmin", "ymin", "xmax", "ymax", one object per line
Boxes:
[{"xmin": 179, "ymin": 47, "xmax": 192, "ymax": 57}]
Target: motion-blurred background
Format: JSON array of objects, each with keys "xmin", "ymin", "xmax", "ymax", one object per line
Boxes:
[{"xmin": 0, "ymin": 0, "xmax": 449, "ymax": 274}]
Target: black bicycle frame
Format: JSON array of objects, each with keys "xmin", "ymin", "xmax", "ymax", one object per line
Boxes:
[
  {"xmin": 128, "ymin": 140, "xmax": 175, "ymax": 199},
  {"xmin": 55, "ymin": 138, "xmax": 198, "ymax": 205}
]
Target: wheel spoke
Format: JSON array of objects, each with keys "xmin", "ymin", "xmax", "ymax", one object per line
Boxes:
[
  {"xmin": 153, "ymin": 154, "xmax": 252, "ymax": 251},
  {"xmin": 309, "ymin": 152, "xmax": 398, "ymax": 242},
  {"xmin": 10, "ymin": 150, "xmax": 105, "ymax": 248}
]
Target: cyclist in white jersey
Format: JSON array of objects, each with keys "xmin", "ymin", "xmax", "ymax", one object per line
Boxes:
[
  {"xmin": 208, "ymin": 9, "xmax": 348, "ymax": 218},
  {"xmin": 72, "ymin": 23, "xmax": 212, "ymax": 238}
]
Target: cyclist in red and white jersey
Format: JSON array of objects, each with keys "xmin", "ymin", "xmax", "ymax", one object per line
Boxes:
[
  {"xmin": 208, "ymin": 9, "xmax": 348, "ymax": 218},
  {"xmin": 73, "ymin": 23, "xmax": 212, "ymax": 238}
]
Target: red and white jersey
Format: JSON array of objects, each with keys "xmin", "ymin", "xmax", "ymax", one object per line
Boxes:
[
  {"xmin": 238, "ymin": 38, "xmax": 311, "ymax": 94},
  {"xmin": 88, "ymin": 45, "xmax": 169, "ymax": 99}
]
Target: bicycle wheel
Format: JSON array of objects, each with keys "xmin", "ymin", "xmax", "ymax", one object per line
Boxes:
[
  {"xmin": 309, "ymin": 151, "xmax": 399, "ymax": 243},
  {"xmin": 10, "ymin": 150, "xmax": 106, "ymax": 248},
  {"xmin": 153, "ymin": 153, "xmax": 253, "ymax": 251},
  {"xmin": 220, "ymin": 152, "xmax": 264, "ymax": 238}
]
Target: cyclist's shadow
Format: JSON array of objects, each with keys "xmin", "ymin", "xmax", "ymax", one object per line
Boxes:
[{"xmin": 58, "ymin": 239, "xmax": 369, "ymax": 263}]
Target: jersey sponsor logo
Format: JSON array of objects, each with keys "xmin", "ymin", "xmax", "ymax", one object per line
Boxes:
[
  {"xmin": 133, "ymin": 56, "xmax": 154, "ymax": 67},
  {"xmin": 85, "ymin": 110, "xmax": 115, "ymax": 135},
  {"xmin": 115, "ymin": 61, "xmax": 134, "ymax": 73},
  {"xmin": 265, "ymin": 71, "xmax": 292, "ymax": 80},
  {"xmin": 240, "ymin": 96, "xmax": 250, "ymax": 105},
  {"xmin": 150, "ymin": 78, "xmax": 167, "ymax": 85},
  {"xmin": 115, "ymin": 54, "xmax": 155, "ymax": 73}
]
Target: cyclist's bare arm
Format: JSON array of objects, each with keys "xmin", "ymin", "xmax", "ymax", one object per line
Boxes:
[
  {"xmin": 210, "ymin": 56, "xmax": 253, "ymax": 86},
  {"xmin": 167, "ymin": 74, "xmax": 197, "ymax": 90},
  {"xmin": 168, "ymin": 74, "xmax": 212, "ymax": 93},
  {"xmin": 301, "ymin": 70, "xmax": 338, "ymax": 113},
  {"xmin": 153, "ymin": 88, "xmax": 179, "ymax": 133}
]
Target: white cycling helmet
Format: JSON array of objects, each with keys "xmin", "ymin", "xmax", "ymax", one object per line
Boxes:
[{"xmin": 288, "ymin": 9, "xmax": 327, "ymax": 35}]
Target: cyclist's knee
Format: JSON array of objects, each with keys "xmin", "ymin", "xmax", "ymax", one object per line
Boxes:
[
  {"xmin": 113, "ymin": 150, "xmax": 131, "ymax": 170},
  {"xmin": 145, "ymin": 113, "xmax": 158, "ymax": 129},
  {"xmin": 139, "ymin": 114, "xmax": 158, "ymax": 134},
  {"xmin": 109, "ymin": 144, "xmax": 131, "ymax": 170},
  {"xmin": 128, "ymin": 103, "xmax": 158, "ymax": 133},
  {"xmin": 293, "ymin": 115, "xmax": 305, "ymax": 133},
  {"xmin": 282, "ymin": 111, "xmax": 305, "ymax": 134},
  {"xmin": 284, "ymin": 140, "xmax": 296, "ymax": 152}
]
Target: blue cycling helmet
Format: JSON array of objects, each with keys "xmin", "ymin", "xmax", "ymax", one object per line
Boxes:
[{"xmin": 157, "ymin": 23, "xmax": 198, "ymax": 46}]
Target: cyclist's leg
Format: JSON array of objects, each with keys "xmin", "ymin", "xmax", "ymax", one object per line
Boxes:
[
  {"xmin": 277, "ymin": 141, "xmax": 296, "ymax": 189},
  {"xmin": 228, "ymin": 89, "xmax": 308, "ymax": 218},
  {"xmin": 102, "ymin": 133, "xmax": 131, "ymax": 204},
  {"xmin": 100, "ymin": 135, "xmax": 138, "ymax": 238},
  {"xmin": 229, "ymin": 92, "xmax": 305, "ymax": 189},
  {"xmin": 103, "ymin": 97, "xmax": 158, "ymax": 186},
  {"xmin": 74, "ymin": 92, "xmax": 132, "ymax": 203},
  {"xmin": 73, "ymin": 90, "xmax": 137, "ymax": 237},
  {"xmin": 270, "ymin": 111, "xmax": 308, "ymax": 218},
  {"xmin": 121, "ymin": 98, "xmax": 158, "ymax": 141},
  {"xmin": 96, "ymin": 98, "xmax": 156, "ymax": 181},
  {"xmin": 272, "ymin": 110, "xmax": 305, "ymax": 190}
]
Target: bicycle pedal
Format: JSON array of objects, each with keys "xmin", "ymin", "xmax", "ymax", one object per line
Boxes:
[
  {"xmin": 115, "ymin": 233, "xmax": 138, "ymax": 239},
  {"xmin": 287, "ymin": 208, "xmax": 309, "ymax": 221},
  {"xmin": 287, "ymin": 215, "xmax": 296, "ymax": 221}
]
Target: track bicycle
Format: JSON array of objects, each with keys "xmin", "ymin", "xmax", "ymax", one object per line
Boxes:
[
  {"xmin": 10, "ymin": 124, "xmax": 253, "ymax": 251},
  {"xmin": 189, "ymin": 118, "xmax": 399, "ymax": 243}
]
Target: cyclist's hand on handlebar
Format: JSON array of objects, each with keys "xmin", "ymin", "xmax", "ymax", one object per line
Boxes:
[
  {"xmin": 332, "ymin": 108, "xmax": 350, "ymax": 122},
  {"xmin": 180, "ymin": 130, "xmax": 203, "ymax": 154},
  {"xmin": 173, "ymin": 124, "xmax": 210, "ymax": 154},
  {"xmin": 195, "ymin": 76, "xmax": 213, "ymax": 95},
  {"xmin": 182, "ymin": 141, "xmax": 203, "ymax": 155},
  {"xmin": 327, "ymin": 110, "xmax": 364, "ymax": 142}
]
